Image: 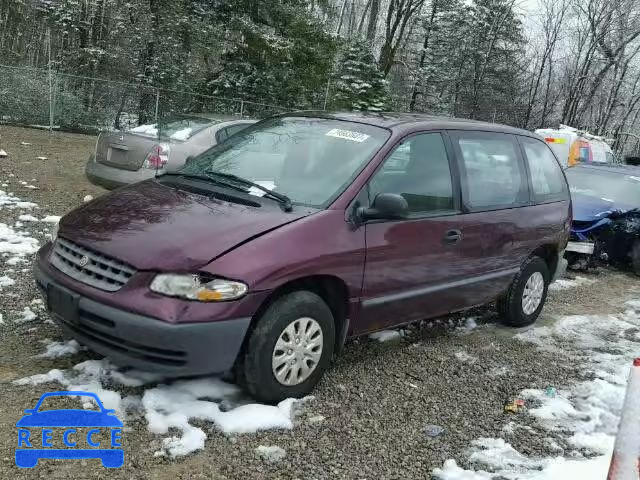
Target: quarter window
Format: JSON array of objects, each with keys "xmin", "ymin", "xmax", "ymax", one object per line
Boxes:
[
  {"xmin": 520, "ymin": 137, "xmax": 567, "ymax": 200},
  {"xmin": 455, "ymin": 133, "xmax": 527, "ymax": 209},
  {"xmin": 369, "ymin": 133, "xmax": 455, "ymax": 215}
]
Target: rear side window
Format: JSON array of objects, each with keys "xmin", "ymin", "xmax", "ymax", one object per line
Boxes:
[
  {"xmin": 369, "ymin": 133, "xmax": 455, "ymax": 215},
  {"xmin": 453, "ymin": 132, "xmax": 528, "ymax": 210},
  {"xmin": 520, "ymin": 137, "xmax": 568, "ymax": 202}
]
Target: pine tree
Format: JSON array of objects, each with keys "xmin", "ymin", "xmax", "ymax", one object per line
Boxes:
[{"xmin": 330, "ymin": 40, "xmax": 389, "ymax": 112}]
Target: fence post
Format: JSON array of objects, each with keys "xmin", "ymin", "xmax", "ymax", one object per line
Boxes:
[
  {"xmin": 240, "ymin": 100, "xmax": 245, "ymax": 117},
  {"xmin": 154, "ymin": 88, "xmax": 160, "ymax": 122},
  {"xmin": 47, "ymin": 27, "xmax": 54, "ymax": 133},
  {"xmin": 323, "ymin": 78, "xmax": 331, "ymax": 111}
]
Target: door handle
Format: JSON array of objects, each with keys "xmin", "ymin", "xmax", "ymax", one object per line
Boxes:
[{"xmin": 443, "ymin": 229, "xmax": 463, "ymax": 244}]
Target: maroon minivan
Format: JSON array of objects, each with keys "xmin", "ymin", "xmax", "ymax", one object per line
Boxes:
[{"xmin": 34, "ymin": 112, "xmax": 571, "ymax": 402}]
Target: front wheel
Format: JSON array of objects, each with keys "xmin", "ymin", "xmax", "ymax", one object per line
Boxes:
[
  {"xmin": 498, "ymin": 256, "xmax": 550, "ymax": 327},
  {"xmin": 240, "ymin": 291, "xmax": 335, "ymax": 403}
]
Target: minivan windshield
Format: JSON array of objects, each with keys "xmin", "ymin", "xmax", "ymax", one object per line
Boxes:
[
  {"xmin": 565, "ymin": 167, "xmax": 640, "ymax": 205},
  {"xmin": 178, "ymin": 116, "xmax": 390, "ymax": 207}
]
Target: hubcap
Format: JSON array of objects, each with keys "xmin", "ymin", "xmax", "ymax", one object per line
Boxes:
[
  {"xmin": 272, "ymin": 317, "xmax": 323, "ymax": 386},
  {"xmin": 522, "ymin": 271, "xmax": 544, "ymax": 315}
]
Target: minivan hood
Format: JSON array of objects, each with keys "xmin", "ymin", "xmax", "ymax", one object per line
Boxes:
[{"xmin": 59, "ymin": 180, "xmax": 313, "ymax": 270}]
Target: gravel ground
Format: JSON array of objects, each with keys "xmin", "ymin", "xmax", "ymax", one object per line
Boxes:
[{"xmin": 1, "ymin": 125, "xmax": 638, "ymax": 479}]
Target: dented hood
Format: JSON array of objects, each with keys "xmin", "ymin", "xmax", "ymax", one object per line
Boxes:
[
  {"xmin": 571, "ymin": 192, "xmax": 637, "ymax": 223},
  {"xmin": 58, "ymin": 180, "xmax": 313, "ymax": 270}
]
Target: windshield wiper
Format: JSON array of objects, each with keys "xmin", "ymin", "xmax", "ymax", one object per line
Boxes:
[
  {"xmin": 204, "ymin": 170, "xmax": 293, "ymax": 212},
  {"xmin": 157, "ymin": 171, "xmax": 258, "ymax": 194}
]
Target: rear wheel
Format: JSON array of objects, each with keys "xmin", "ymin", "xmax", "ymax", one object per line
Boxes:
[
  {"xmin": 240, "ymin": 291, "xmax": 335, "ymax": 403},
  {"xmin": 498, "ymin": 256, "xmax": 549, "ymax": 327}
]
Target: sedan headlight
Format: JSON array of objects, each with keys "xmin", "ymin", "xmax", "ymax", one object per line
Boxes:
[{"xmin": 150, "ymin": 274, "xmax": 248, "ymax": 301}]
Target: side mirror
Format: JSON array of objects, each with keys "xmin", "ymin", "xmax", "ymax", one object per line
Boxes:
[
  {"xmin": 184, "ymin": 156, "xmax": 195, "ymax": 166},
  {"xmin": 358, "ymin": 193, "xmax": 409, "ymax": 221}
]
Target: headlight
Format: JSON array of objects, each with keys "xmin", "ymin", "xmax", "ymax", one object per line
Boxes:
[
  {"xmin": 150, "ymin": 274, "xmax": 248, "ymax": 301},
  {"xmin": 51, "ymin": 221, "xmax": 59, "ymax": 241}
]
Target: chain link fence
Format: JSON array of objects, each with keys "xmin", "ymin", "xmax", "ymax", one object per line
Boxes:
[{"xmin": 0, "ymin": 64, "xmax": 293, "ymax": 134}]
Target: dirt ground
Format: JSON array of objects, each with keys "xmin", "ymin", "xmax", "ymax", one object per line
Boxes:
[{"xmin": 0, "ymin": 126, "xmax": 638, "ymax": 480}]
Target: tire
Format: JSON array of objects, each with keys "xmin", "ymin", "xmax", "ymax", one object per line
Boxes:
[
  {"xmin": 497, "ymin": 256, "xmax": 550, "ymax": 327},
  {"xmin": 241, "ymin": 291, "xmax": 335, "ymax": 403},
  {"xmin": 631, "ymin": 240, "xmax": 640, "ymax": 276}
]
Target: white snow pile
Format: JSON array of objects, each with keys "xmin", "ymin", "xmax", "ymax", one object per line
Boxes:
[
  {"xmin": 15, "ymin": 306, "xmax": 37, "ymax": 323},
  {"xmin": 18, "ymin": 214, "xmax": 39, "ymax": 222},
  {"xmin": 433, "ymin": 300, "xmax": 640, "ymax": 480},
  {"xmin": 0, "ymin": 221, "xmax": 39, "ymax": 259},
  {"xmin": 37, "ymin": 339, "xmax": 85, "ymax": 358},
  {"xmin": 549, "ymin": 275, "xmax": 596, "ymax": 291},
  {"xmin": 369, "ymin": 328, "xmax": 405, "ymax": 342},
  {"xmin": 41, "ymin": 215, "xmax": 61, "ymax": 223},
  {"xmin": 454, "ymin": 350, "xmax": 477, "ymax": 363},
  {"xmin": 0, "ymin": 275, "xmax": 15, "ymax": 289},
  {"xmin": 255, "ymin": 445, "xmax": 287, "ymax": 463},
  {"xmin": 14, "ymin": 358, "xmax": 312, "ymax": 458},
  {"xmin": 0, "ymin": 189, "xmax": 37, "ymax": 209},
  {"xmin": 0, "ymin": 190, "xmax": 40, "ymax": 266},
  {"xmin": 455, "ymin": 316, "xmax": 479, "ymax": 334},
  {"xmin": 146, "ymin": 379, "xmax": 310, "ymax": 457}
]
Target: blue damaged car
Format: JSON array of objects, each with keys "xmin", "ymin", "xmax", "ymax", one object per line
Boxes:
[
  {"xmin": 15, "ymin": 391, "xmax": 123, "ymax": 468},
  {"xmin": 565, "ymin": 164, "xmax": 640, "ymax": 273}
]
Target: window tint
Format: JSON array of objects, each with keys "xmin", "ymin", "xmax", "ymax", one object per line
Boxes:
[
  {"xmin": 456, "ymin": 133, "xmax": 526, "ymax": 209},
  {"xmin": 369, "ymin": 133, "xmax": 454, "ymax": 214},
  {"xmin": 520, "ymin": 137, "xmax": 566, "ymax": 199}
]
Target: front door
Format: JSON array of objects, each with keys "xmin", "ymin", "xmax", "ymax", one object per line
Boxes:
[{"xmin": 359, "ymin": 132, "xmax": 468, "ymax": 333}]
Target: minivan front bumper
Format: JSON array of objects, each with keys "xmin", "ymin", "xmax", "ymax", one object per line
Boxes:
[{"xmin": 34, "ymin": 262, "xmax": 251, "ymax": 377}]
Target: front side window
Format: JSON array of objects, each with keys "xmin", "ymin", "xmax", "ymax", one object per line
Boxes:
[
  {"xmin": 181, "ymin": 117, "xmax": 390, "ymax": 207},
  {"xmin": 369, "ymin": 133, "xmax": 455, "ymax": 215},
  {"xmin": 520, "ymin": 137, "xmax": 568, "ymax": 201},
  {"xmin": 455, "ymin": 132, "xmax": 527, "ymax": 209}
]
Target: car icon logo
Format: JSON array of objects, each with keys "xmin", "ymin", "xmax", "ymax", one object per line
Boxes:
[
  {"xmin": 15, "ymin": 391, "xmax": 124, "ymax": 468},
  {"xmin": 78, "ymin": 255, "xmax": 89, "ymax": 267}
]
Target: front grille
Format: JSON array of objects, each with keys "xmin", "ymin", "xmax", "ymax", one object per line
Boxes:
[{"xmin": 50, "ymin": 237, "xmax": 135, "ymax": 291}]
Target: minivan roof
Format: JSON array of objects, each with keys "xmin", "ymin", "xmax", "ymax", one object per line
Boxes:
[{"xmin": 287, "ymin": 111, "xmax": 538, "ymax": 138}]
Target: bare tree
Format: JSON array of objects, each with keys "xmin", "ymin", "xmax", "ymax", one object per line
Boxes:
[{"xmin": 378, "ymin": 0, "xmax": 426, "ymax": 76}]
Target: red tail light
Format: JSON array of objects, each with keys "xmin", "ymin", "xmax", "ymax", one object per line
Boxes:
[{"xmin": 143, "ymin": 144, "xmax": 170, "ymax": 169}]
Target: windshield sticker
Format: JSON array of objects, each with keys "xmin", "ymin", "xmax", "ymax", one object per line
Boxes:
[
  {"xmin": 248, "ymin": 180, "xmax": 276, "ymax": 197},
  {"xmin": 325, "ymin": 129, "xmax": 370, "ymax": 142}
]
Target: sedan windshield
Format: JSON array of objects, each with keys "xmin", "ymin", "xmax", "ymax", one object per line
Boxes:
[
  {"xmin": 179, "ymin": 116, "xmax": 390, "ymax": 207},
  {"xmin": 565, "ymin": 167, "xmax": 640, "ymax": 205}
]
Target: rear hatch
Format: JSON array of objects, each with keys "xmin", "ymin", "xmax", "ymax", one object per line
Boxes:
[{"xmin": 95, "ymin": 116, "xmax": 214, "ymax": 171}]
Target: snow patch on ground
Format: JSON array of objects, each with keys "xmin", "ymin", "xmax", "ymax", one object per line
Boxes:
[
  {"xmin": 0, "ymin": 275, "xmax": 15, "ymax": 288},
  {"xmin": 18, "ymin": 214, "xmax": 39, "ymax": 222},
  {"xmin": 37, "ymin": 339, "xmax": 85, "ymax": 358},
  {"xmin": 41, "ymin": 215, "xmax": 61, "ymax": 223},
  {"xmin": 454, "ymin": 351, "xmax": 477, "ymax": 363},
  {"xmin": 369, "ymin": 329, "xmax": 405, "ymax": 342},
  {"xmin": 255, "ymin": 445, "xmax": 286, "ymax": 463},
  {"xmin": 14, "ymin": 358, "xmax": 312, "ymax": 458},
  {"xmin": 549, "ymin": 275, "xmax": 596, "ymax": 291},
  {"xmin": 434, "ymin": 301, "xmax": 640, "ymax": 479},
  {"xmin": 15, "ymin": 306, "xmax": 37, "ymax": 323}
]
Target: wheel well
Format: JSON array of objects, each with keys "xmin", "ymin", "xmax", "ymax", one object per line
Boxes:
[
  {"xmin": 532, "ymin": 244, "xmax": 558, "ymax": 274},
  {"xmin": 250, "ymin": 275, "xmax": 349, "ymax": 350}
]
